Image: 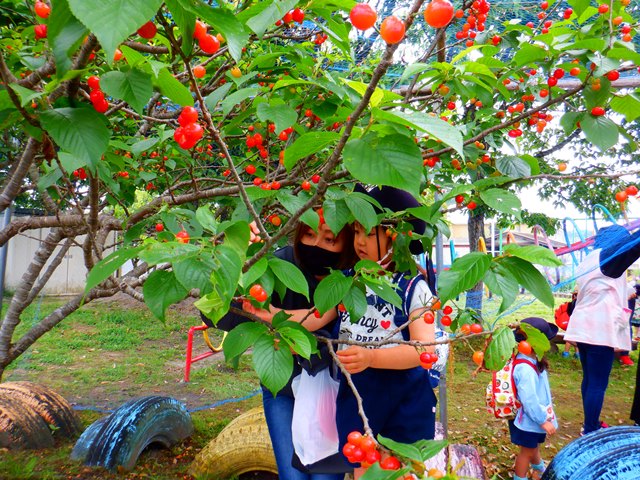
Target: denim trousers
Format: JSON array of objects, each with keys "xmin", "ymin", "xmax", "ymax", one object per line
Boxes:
[
  {"xmin": 577, "ymin": 343, "xmax": 615, "ymax": 434},
  {"xmin": 262, "ymin": 386, "xmax": 344, "ymax": 480}
]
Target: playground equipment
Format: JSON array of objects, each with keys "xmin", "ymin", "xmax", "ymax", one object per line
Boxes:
[
  {"xmin": 71, "ymin": 396, "xmax": 193, "ymax": 471},
  {"xmin": 184, "ymin": 323, "xmax": 226, "ymax": 382},
  {"xmin": 0, "ymin": 381, "xmax": 81, "ymax": 449},
  {"xmin": 541, "ymin": 426, "xmax": 640, "ymax": 479}
]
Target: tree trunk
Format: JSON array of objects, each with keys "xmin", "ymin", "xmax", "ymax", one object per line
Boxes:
[{"xmin": 465, "ymin": 211, "xmax": 485, "ymax": 313}]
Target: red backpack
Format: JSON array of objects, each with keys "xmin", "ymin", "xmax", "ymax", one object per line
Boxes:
[{"xmin": 554, "ymin": 298, "xmax": 576, "ymax": 330}]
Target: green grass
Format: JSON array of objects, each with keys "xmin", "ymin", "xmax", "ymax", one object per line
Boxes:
[{"xmin": 0, "ymin": 294, "xmax": 637, "ymax": 479}]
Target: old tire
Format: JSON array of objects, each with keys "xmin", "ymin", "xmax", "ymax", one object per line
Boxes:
[
  {"xmin": 0, "ymin": 395, "xmax": 54, "ymax": 449},
  {"xmin": 190, "ymin": 406, "xmax": 277, "ymax": 479},
  {"xmin": 0, "ymin": 381, "xmax": 81, "ymax": 438},
  {"xmin": 542, "ymin": 426, "xmax": 640, "ymax": 480},
  {"xmin": 71, "ymin": 396, "xmax": 193, "ymax": 471}
]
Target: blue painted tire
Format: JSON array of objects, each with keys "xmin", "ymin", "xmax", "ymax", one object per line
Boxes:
[
  {"xmin": 542, "ymin": 426, "xmax": 640, "ymax": 480},
  {"xmin": 71, "ymin": 396, "xmax": 193, "ymax": 471}
]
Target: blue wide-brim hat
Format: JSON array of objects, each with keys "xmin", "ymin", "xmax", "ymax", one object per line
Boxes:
[
  {"xmin": 354, "ymin": 184, "xmax": 426, "ymax": 254},
  {"xmin": 594, "ymin": 224, "xmax": 630, "ymax": 249}
]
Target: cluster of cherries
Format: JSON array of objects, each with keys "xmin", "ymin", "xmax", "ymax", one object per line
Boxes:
[
  {"xmin": 615, "ymin": 185, "xmax": 639, "ymax": 204},
  {"xmin": 342, "ymin": 431, "xmax": 402, "ymax": 471},
  {"xmin": 452, "ymin": 0, "xmax": 491, "ymax": 47},
  {"xmin": 87, "ymin": 75, "xmax": 109, "ymax": 114},
  {"xmin": 173, "ymin": 106, "xmax": 204, "ymax": 150},
  {"xmin": 276, "ymin": 8, "xmax": 305, "ymax": 26},
  {"xmin": 33, "ymin": 1, "xmax": 49, "ymax": 39},
  {"xmin": 194, "ymin": 20, "xmax": 222, "ymax": 54},
  {"xmin": 72, "ymin": 167, "xmax": 87, "ymax": 180},
  {"xmin": 249, "ymin": 284, "xmax": 268, "ymax": 302}
]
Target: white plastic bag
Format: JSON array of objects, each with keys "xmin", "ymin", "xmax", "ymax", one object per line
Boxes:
[{"xmin": 291, "ymin": 367, "xmax": 340, "ymax": 466}]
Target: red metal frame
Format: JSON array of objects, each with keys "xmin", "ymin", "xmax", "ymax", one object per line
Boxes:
[{"xmin": 184, "ymin": 324, "xmax": 215, "ymax": 382}]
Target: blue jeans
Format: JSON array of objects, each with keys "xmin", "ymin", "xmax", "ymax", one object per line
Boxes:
[
  {"xmin": 578, "ymin": 343, "xmax": 614, "ymax": 434},
  {"xmin": 262, "ymin": 386, "xmax": 343, "ymax": 480}
]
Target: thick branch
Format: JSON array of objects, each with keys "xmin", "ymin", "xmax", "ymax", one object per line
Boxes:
[
  {"xmin": 0, "ymin": 137, "xmax": 41, "ymax": 211},
  {"xmin": 25, "ymin": 238, "xmax": 74, "ymax": 305}
]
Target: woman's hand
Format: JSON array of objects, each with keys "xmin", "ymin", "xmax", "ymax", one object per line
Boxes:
[
  {"xmin": 242, "ymin": 299, "xmax": 274, "ymax": 323},
  {"xmin": 336, "ymin": 346, "xmax": 374, "ymax": 374}
]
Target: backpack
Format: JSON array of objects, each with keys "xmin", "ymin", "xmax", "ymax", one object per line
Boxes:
[
  {"xmin": 485, "ymin": 356, "xmax": 537, "ymax": 419},
  {"xmin": 554, "ymin": 298, "xmax": 576, "ymax": 331}
]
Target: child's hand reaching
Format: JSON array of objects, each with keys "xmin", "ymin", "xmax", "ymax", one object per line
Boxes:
[
  {"xmin": 242, "ymin": 300, "xmax": 273, "ymax": 323},
  {"xmin": 336, "ymin": 346, "xmax": 374, "ymax": 374},
  {"xmin": 541, "ymin": 421, "xmax": 556, "ymax": 435}
]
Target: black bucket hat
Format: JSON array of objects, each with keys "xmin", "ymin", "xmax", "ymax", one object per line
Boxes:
[
  {"xmin": 354, "ymin": 184, "xmax": 426, "ymax": 254},
  {"xmin": 515, "ymin": 317, "xmax": 559, "ymax": 342}
]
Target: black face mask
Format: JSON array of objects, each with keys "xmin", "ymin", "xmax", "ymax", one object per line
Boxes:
[{"xmin": 297, "ymin": 243, "xmax": 342, "ymax": 276}]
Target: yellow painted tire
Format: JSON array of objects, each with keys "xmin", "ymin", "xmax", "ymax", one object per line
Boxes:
[
  {"xmin": 0, "ymin": 395, "xmax": 54, "ymax": 449},
  {"xmin": 190, "ymin": 406, "xmax": 277, "ymax": 479}
]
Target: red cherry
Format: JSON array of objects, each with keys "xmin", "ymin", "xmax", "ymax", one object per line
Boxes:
[
  {"xmin": 87, "ymin": 76, "xmax": 100, "ymax": 90},
  {"xmin": 278, "ymin": 131, "xmax": 289, "ymax": 141},
  {"xmin": 155, "ymin": 223, "xmax": 164, "ymax": 232},
  {"xmin": 271, "ymin": 181, "xmax": 281, "ymax": 190},
  {"xmin": 569, "ymin": 67, "xmax": 581, "ymax": 76},
  {"xmin": 253, "ymin": 177, "xmax": 263, "ymax": 186},
  {"xmin": 365, "ymin": 449, "xmax": 381, "ymax": 464},
  {"xmin": 447, "ymin": 101, "xmax": 456, "ymax": 110},
  {"xmin": 183, "ymin": 122, "xmax": 203, "ymax": 143},
  {"xmin": 342, "ymin": 443, "xmax": 356, "ymax": 457},
  {"xmin": 359, "ymin": 436, "xmax": 376, "ymax": 453},
  {"xmin": 606, "ymin": 70, "xmax": 620, "ymax": 81},
  {"xmin": 301, "ymin": 180, "xmax": 311, "ymax": 191},
  {"xmin": 467, "ymin": 201, "xmax": 477, "ymax": 210},
  {"xmin": 350, "ymin": 3, "xmax": 377, "ymax": 30},
  {"xmin": 454, "ymin": 195, "xmax": 464, "ymax": 204},
  {"xmin": 616, "ymin": 191, "xmax": 628, "ymax": 203},
  {"xmin": 553, "ymin": 68, "xmax": 565, "ymax": 79},
  {"xmin": 423, "ymin": 311, "xmax": 435, "ymax": 324},
  {"xmin": 380, "ymin": 456, "xmax": 401, "ymax": 470},
  {"xmin": 34, "ymin": 24, "xmax": 47, "ymax": 39},
  {"xmin": 245, "ymin": 165, "xmax": 256, "ymax": 175},
  {"xmin": 199, "ymin": 34, "xmax": 220, "ymax": 54},
  {"xmin": 626, "ymin": 185, "xmax": 638, "ymax": 196},
  {"xmin": 179, "ymin": 106, "xmax": 199, "ymax": 125},
  {"xmin": 443, "ymin": 305, "xmax": 453, "ymax": 314},
  {"xmin": 547, "ymin": 76, "xmax": 558, "ymax": 87},
  {"xmin": 176, "ymin": 230, "xmax": 190, "ymax": 244},
  {"xmin": 563, "ymin": 8, "xmax": 573, "ymax": 19},
  {"xmin": 194, "ymin": 20, "xmax": 207, "ymax": 40},
  {"xmin": 347, "ymin": 431, "xmax": 363, "ymax": 447},
  {"xmin": 92, "ymin": 98, "xmax": 109, "ymax": 113},
  {"xmin": 470, "ymin": 323, "xmax": 483, "ymax": 334},
  {"xmin": 598, "ymin": 4, "xmax": 609, "ymax": 14},
  {"xmin": 34, "ymin": 1, "xmax": 51, "ymax": 18},
  {"xmin": 193, "ymin": 65, "xmax": 206, "ymax": 78},
  {"xmin": 249, "ymin": 284, "xmax": 268, "ymax": 302},
  {"xmin": 518, "ymin": 340, "xmax": 532, "ymax": 355},
  {"xmin": 472, "ymin": 351, "xmax": 484, "ymax": 366},
  {"xmin": 591, "ymin": 106, "xmax": 605, "ymax": 116},
  {"xmin": 311, "ymin": 174, "xmax": 321, "ymax": 184},
  {"xmin": 380, "ymin": 16, "xmax": 405, "ymax": 44},
  {"xmin": 283, "ymin": 11, "xmax": 293, "ymax": 23},
  {"xmin": 424, "ymin": 0, "xmax": 454, "ymax": 28},
  {"xmin": 291, "ymin": 8, "xmax": 304, "ymax": 23},
  {"xmin": 441, "ymin": 315, "xmax": 452, "ymax": 326},
  {"xmin": 137, "ymin": 21, "xmax": 157, "ymax": 39},
  {"xmin": 540, "ymin": 1, "xmax": 549, "ymax": 9}
]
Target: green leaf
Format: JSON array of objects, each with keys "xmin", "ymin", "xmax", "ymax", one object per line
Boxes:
[
  {"xmin": 344, "ymin": 195, "xmax": 378, "ymax": 233},
  {"xmin": 500, "ymin": 256, "xmax": 554, "ymax": 309},
  {"xmin": 580, "ymin": 114, "xmax": 619, "ymax": 152},
  {"xmin": 479, "ymin": 188, "xmax": 522, "ymax": 219},
  {"xmin": 360, "ymin": 462, "xmax": 411, "ymax": 480},
  {"xmin": 67, "ymin": 0, "xmax": 163, "ymax": 63},
  {"xmin": 241, "ymin": 257, "xmax": 269, "ymax": 289},
  {"xmin": 8, "ymin": 84, "xmax": 43, "ymax": 107},
  {"xmin": 85, "ymin": 246, "xmax": 144, "ymax": 292},
  {"xmin": 173, "ymin": 256, "xmax": 216, "ymax": 294},
  {"xmin": 374, "ymin": 109, "xmax": 465, "ymax": 159},
  {"xmin": 376, "ymin": 435, "xmax": 422, "ymax": 463},
  {"xmin": 568, "ymin": 0, "xmax": 591, "ymax": 18},
  {"xmin": 610, "ymin": 94, "xmax": 640, "ymax": 123},
  {"xmin": 49, "ymin": 0, "xmax": 88, "ymax": 75},
  {"xmin": 221, "ymin": 87, "xmax": 260, "ymax": 116},
  {"xmin": 314, "ymin": 271, "xmax": 352, "ymax": 314},
  {"xmin": 484, "ymin": 263, "xmax": 519, "ymax": 313},
  {"xmin": 512, "ymin": 44, "xmax": 548, "ymax": 68},
  {"xmin": 143, "ymin": 270, "xmax": 189, "ymax": 321},
  {"xmin": 278, "ymin": 323, "xmax": 317, "ymax": 359},
  {"xmin": 504, "ymin": 244, "xmax": 562, "ymax": 267},
  {"xmin": 437, "ymin": 252, "xmax": 491, "ymax": 304},
  {"xmin": 341, "ymin": 285, "xmax": 368, "ymax": 325},
  {"xmin": 40, "ymin": 107, "xmax": 110, "ymax": 171},
  {"xmin": 252, "ymin": 334, "xmax": 294, "ymax": 396},
  {"xmin": 204, "ymin": 83, "xmax": 233, "ymax": 112},
  {"xmin": 139, "ymin": 242, "xmax": 200, "ymax": 265},
  {"xmin": 165, "ymin": 0, "xmax": 195, "ymax": 56},
  {"xmin": 485, "ymin": 326, "xmax": 517, "ymax": 371},
  {"xmin": 246, "ymin": 0, "xmax": 299, "ymax": 37},
  {"xmin": 119, "ymin": 44, "xmax": 146, "ymax": 67},
  {"xmin": 322, "ymin": 198, "xmax": 352, "ymax": 237},
  {"xmin": 461, "ymin": 61, "xmax": 496, "ymax": 78},
  {"xmin": 560, "ymin": 111, "xmax": 581, "ymax": 134},
  {"xmin": 519, "ymin": 154, "xmax": 541, "ymax": 176},
  {"xmin": 157, "ymin": 68, "xmax": 194, "ymax": 107},
  {"xmin": 412, "ymin": 438, "xmax": 449, "ymax": 461},
  {"xmin": 359, "ymin": 271, "xmax": 403, "ymax": 309},
  {"xmin": 520, "ymin": 322, "xmax": 551, "ymax": 357},
  {"xmin": 221, "ymin": 221, "xmax": 250, "ymax": 258},
  {"xmin": 101, "ymin": 69, "xmax": 153, "ymax": 114},
  {"xmin": 269, "ymin": 257, "xmax": 309, "ymax": 300},
  {"xmin": 342, "ymin": 79, "xmax": 384, "ymax": 107},
  {"xmin": 256, "ymin": 101, "xmax": 297, "ymax": 134},
  {"xmin": 343, "ymin": 133, "xmax": 423, "ymax": 197},
  {"xmin": 283, "ymin": 131, "xmax": 339, "ymax": 170},
  {"xmin": 223, "ymin": 321, "xmax": 269, "ymax": 359},
  {"xmin": 495, "ymin": 156, "xmax": 531, "ymax": 178}
]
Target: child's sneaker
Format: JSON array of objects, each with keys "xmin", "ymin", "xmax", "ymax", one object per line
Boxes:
[
  {"xmin": 574, "ymin": 352, "xmax": 580, "ymax": 359},
  {"xmin": 620, "ymin": 355, "xmax": 634, "ymax": 366},
  {"xmin": 561, "ymin": 351, "xmax": 570, "ymax": 358}
]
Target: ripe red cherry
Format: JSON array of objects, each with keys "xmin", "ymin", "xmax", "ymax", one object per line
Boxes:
[
  {"xmin": 380, "ymin": 16, "xmax": 405, "ymax": 44},
  {"xmin": 359, "ymin": 436, "xmax": 376, "ymax": 453},
  {"xmin": 598, "ymin": 4, "xmax": 609, "ymax": 14},
  {"xmin": 291, "ymin": 8, "xmax": 304, "ymax": 23},
  {"xmin": 245, "ymin": 164, "xmax": 256, "ymax": 175},
  {"xmin": 347, "ymin": 431, "xmax": 363, "ymax": 446},
  {"xmin": 626, "ymin": 185, "xmax": 639, "ymax": 196},
  {"xmin": 301, "ymin": 180, "xmax": 311, "ymax": 191},
  {"xmin": 472, "ymin": 351, "xmax": 484, "ymax": 366},
  {"xmin": 34, "ymin": 24, "xmax": 47, "ymax": 39},
  {"xmin": 441, "ymin": 315, "xmax": 452, "ymax": 327},
  {"xmin": 424, "ymin": 0, "xmax": 454, "ymax": 28},
  {"xmin": 87, "ymin": 75, "xmax": 100, "ymax": 90},
  {"xmin": 540, "ymin": 1, "xmax": 549, "ymax": 9},
  {"xmin": 137, "ymin": 21, "xmax": 157, "ymax": 39},
  {"xmin": 194, "ymin": 20, "xmax": 207, "ymax": 40},
  {"xmin": 454, "ymin": 195, "xmax": 464, "ymax": 204},
  {"xmin": 470, "ymin": 323, "xmax": 483, "ymax": 334},
  {"xmin": 606, "ymin": 70, "xmax": 620, "ymax": 81},
  {"xmin": 193, "ymin": 65, "xmax": 206, "ymax": 78},
  {"xmin": 547, "ymin": 76, "xmax": 558, "ymax": 87},
  {"xmin": 553, "ymin": 68, "xmax": 565, "ymax": 79},
  {"xmin": 423, "ymin": 311, "xmax": 435, "ymax": 324},
  {"xmin": 518, "ymin": 340, "xmax": 532, "ymax": 355},
  {"xmin": 591, "ymin": 106, "xmax": 605, "ymax": 116},
  {"xmin": 179, "ymin": 106, "xmax": 199, "ymax": 125},
  {"xmin": 447, "ymin": 101, "xmax": 456, "ymax": 110},
  {"xmin": 467, "ymin": 201, "xmax": 477, "ymax": 210},
  {"xmin": 35, "ymin": 1, "xmax": 51, "ymax": 18},
  {"xmin": 443, "ymin": 305, "xmax": 453, "ymax": 314},
  {"xmin": 176, "ymin": 230, "xmax": 190, "ymax": 244},
  {"xmin": 155, "ymin": 223, "xmax": 164, "ymax": 232},
  {"xmin": 380, "ymin": 456, "xmax": 401, "ymax": 470},
  {"xmin": 569, "ymin": 67, "xmax": 580, "ymax": 76},
  {"xmin": 249, "ymin": 284, "xmax": 268, "ymax": 302},
  {"xmin": 199, "ymin": 34, "xmax": 220, "ymax": 54},
  {"xmin": 615, "ymin": 191, "xmax": 628, "ymax": 203},
  {"xmin": 350, "ymin": 3, "xmax": 377, "ymax": 30},
  {"xmin": 311, "ymin": 174, "xmax": 321, "ymax": 184}
]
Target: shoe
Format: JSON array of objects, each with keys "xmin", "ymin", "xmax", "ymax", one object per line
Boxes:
[
  {"xmin": 620, "ymin": 355, "xmax": 634, "ymax": 366},
  {"xmin": 574, "ymin": 353, "xmax": 580, "ymax": 359},
  {"xmin": 562, "ymin": 351, "xmax": 570, "ymax": 358},
  {"xmin": 581, "ymin": 421, "xmax": 609, "ymax": 436}
]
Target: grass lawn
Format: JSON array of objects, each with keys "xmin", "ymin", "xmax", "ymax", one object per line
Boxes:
[{"xmin": 0, "ymin": 293, "xmax": 637, "ymax": 479}]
